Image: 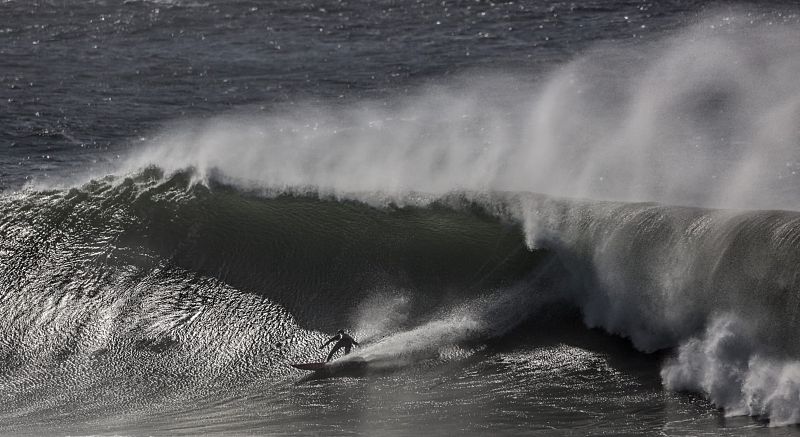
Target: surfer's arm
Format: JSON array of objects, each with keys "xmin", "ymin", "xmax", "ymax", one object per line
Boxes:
[
  {"xmin": 319, "ymin": 336, "xmax": 338, "ymax": 349},
  {"xmin": 352, "ymin": 339, "xmax": 359, "ymax": 346}
]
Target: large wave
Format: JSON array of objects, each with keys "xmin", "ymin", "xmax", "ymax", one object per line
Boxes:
[
  {"xmin": 5, "ymin": 11, "xmax": 800, "ymax": 427},
  {"xmin": 0, "ymin": 170, "xmax": 549, "ymax": 379},
  {"xmin": 5, "ymin": 170, "xmax": 800, "ymax": 425}
]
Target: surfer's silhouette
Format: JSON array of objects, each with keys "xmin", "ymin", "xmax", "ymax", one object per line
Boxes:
[{"xmin": 320, "ymin": 329, "xmax": 359, "ymax": 362}]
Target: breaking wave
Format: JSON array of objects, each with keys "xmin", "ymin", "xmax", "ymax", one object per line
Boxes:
[
  {"xmin": 4, "ymin": 11, "xmax": 800, "ymax": 427},
  {"xmin": 3, "ymin": 169, "xmax": 800, "ymax": 424}
]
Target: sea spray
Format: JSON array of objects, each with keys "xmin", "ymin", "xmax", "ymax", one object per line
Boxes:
[
  {"xmin": 115, "ymin": 14, "xmax": 800, "ymax": 211},
  {"xmin": 345, "ymin": 279, "xmax": 562, "ymax": 369},
  {"xmin": 7, "ymin": 9, "xmax": 800, "ymax": 429},
  {"xmin": 662, "ymin": 315, "xmax": 800, "ymax": 426}
]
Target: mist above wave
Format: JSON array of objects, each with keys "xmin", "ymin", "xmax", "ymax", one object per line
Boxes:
[{"xmin": 118, "ymin": 12, "xmax": 800, "ymax": 211}]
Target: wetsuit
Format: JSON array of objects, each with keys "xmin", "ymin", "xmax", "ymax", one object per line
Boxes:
[{"xmin": 321, "ymin": 332, "xmax": 359, "ymax": 362}]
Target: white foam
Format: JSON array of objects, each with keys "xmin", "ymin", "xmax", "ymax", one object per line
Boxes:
[
  {"xmin": 344, "ymin": 283, "xmax": 555, "ymax": 369},
  {"xmin": 512, "ymin": 193, "xmax": 800, "ymax": 425},
  {"xmin": 662, "ymin": 315, "xmax": 800, "ymax": 426}
]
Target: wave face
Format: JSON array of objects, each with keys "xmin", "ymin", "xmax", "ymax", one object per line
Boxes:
[
  {"xmin": 3, "ymin": 168, "xmax": 800, "ymax": 428},
  {"xmin": 0, "ymin": 170, "xmax": 559, "ymax": 429}
]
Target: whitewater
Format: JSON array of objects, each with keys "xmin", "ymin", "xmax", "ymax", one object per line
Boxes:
[{"xmin": 2, "ymin": 1, "xmax": 800, "ymax": 435}]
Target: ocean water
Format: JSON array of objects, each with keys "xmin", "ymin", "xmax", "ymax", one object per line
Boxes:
[{"xmin": 3, "ymin": 0, "xmax": 800, "ymax": 435}]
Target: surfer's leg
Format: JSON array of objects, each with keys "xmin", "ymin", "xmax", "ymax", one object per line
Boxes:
[
  {"xmin": 326, "ymin": 344, "xmax": 342, "ymax": 362},
  {"xmin": 344, "ymin": 345, "xmax": 352, "ymax": 355}
]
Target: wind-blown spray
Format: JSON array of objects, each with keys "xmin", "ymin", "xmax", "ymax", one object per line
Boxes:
[
  {"xmin": 67, "ymin": 13, "xmax": 800, "ymax": 425},
  {"xmin": 120, "ymin": 14, "xmax": 800, "ymax": 210}
]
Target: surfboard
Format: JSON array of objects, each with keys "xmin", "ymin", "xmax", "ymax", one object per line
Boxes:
[
  {"xmin": 291, "ymin": 362, "xmax": 327, "ymax": 371},
  {"xmin": 291, "ymin": 358, "xmax": 370, "ymax": 382}
]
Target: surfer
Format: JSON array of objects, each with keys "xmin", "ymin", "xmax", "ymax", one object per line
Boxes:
[{"xmin": 320, "ymin": 329, "xmax": 359, "ymax": 362}]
